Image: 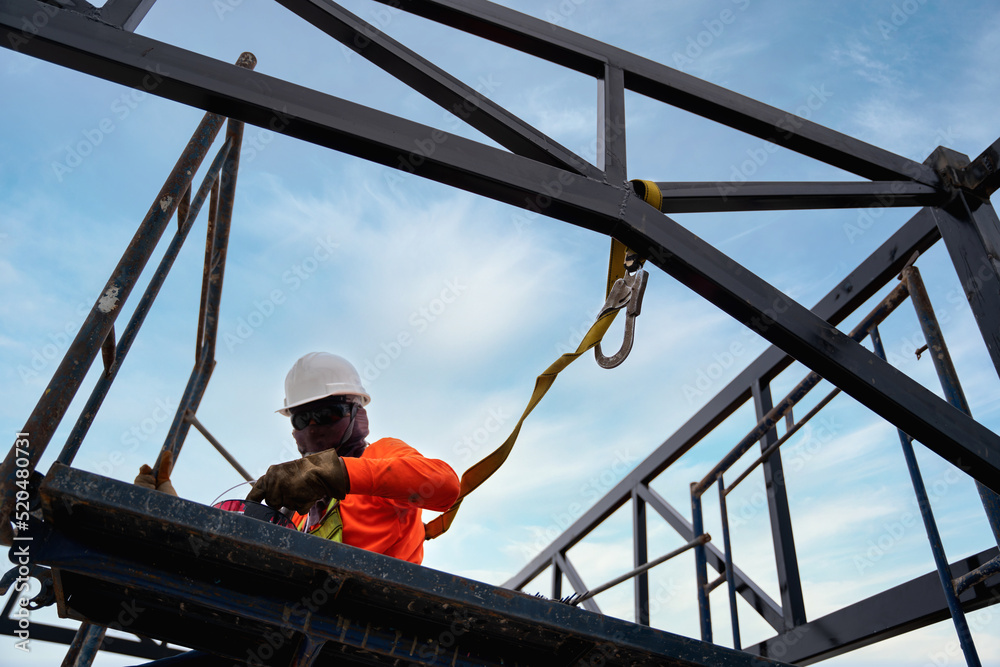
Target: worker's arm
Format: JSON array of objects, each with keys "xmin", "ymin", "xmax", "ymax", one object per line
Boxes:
[
  {"xmin": 247, "ymin": 439, "xmax": 458, "ymax": 513},
  {"xmin": 247, "ymin": 451, "xmax": 348, "ymax": 514},
  {"xmin": 342, "ymin": 438, "xmax": 460, "ymax": 511}
]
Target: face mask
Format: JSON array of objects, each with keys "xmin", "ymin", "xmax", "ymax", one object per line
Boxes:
[{"xmin": 293, "ymin": 405, "xmax": 369, "ymax": 458}]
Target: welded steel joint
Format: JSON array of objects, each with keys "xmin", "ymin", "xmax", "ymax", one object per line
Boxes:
[{"xmin": 595, "ymin": 265, "xmax": 649, "ymax": 368}]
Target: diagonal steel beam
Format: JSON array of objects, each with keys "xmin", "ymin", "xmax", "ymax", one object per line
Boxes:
[
  {"xmin": 552, "ymin": 552, "xmax": 601, "ymax": 615},
  {"xmin": 504, "ymin": 208, "xmax": 941, "ymax": 601},
  {"xmin": 612, "ymin": 191, "xmax": 1000, "ymax": 492},
  {"xmin": 3, "ymin": 0, "xmax": 999, "ymax": 488},
  {"xmin": 277, "ymin": 0, "xmax": 602, "ymax": 178},
  {"xmin": 377, "ymin": 0, "xmax": 941, "ymax": 186}
]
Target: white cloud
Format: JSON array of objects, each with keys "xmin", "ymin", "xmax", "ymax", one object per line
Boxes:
[
  {"xmin": 684, "ymin": 39, "xmax": 771, "ymax": 82},
  {"xmin": 832, "ymin": 40, "xmax": 900, "ymax": 88}
]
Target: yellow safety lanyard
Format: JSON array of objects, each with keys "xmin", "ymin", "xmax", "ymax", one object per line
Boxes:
[{"xmin": 424, "ymin": 181, "xmax": 658, "ymax": 540}]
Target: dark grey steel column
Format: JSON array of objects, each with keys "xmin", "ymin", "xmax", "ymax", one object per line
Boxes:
[
  {"xmin": 752, "ymin": 380, "xmax": 807, "ymax": 629},
  {"xmin": 928, "ymin": 147, "xmax": 1000, "ymax": 381},
  {"xmin": 552, "ymin": 557, "xmax": 562, "ymax": 600},
  {"xmin": 632, "ymin": 488, "xmax": 650, "ymax": 625},
  {"xmin": 599, "ymin": 63, "xmax": 627, "ymax": 183}
]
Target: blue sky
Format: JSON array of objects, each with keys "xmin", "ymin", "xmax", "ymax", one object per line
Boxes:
[{"xmin": 2, "ymin": 0, "xmax": 1000, "ymax": 665}]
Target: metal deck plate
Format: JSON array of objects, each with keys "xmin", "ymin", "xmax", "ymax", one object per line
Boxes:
[{"xmin": 33, "ymin": 464, "xmax": 790, "ymax": 666}]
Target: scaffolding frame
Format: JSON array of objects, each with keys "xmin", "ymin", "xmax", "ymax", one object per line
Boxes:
[
  {"xmin": 505, "ymin": 218, "xmax": 1000, "ymax": 664},
  {"xmin": 1, "ymin": 0, "xmax": 1000, "ymax": 664}
]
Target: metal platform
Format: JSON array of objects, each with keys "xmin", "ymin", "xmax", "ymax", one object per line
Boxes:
[{"xmin": 31, "ymin": 464, "xmax": 792, "ymax": 666}]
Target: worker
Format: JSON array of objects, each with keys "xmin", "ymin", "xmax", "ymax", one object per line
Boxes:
[
  {"xmin": 129, "ymin": 353, "xmax": 460, "ymax": 665},
  {"xmin": 136, "ymin": 351, "xmax": 460, "ymax": 565},
  {"xmin": 248, "ymin": 351, "xmax": 460, "ymax": 563}
]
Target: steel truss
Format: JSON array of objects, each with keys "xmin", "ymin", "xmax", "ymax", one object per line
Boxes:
[
  {"xmin": 1, "ymin": 0, "xmax": 999, "ymax": 665},
  {"xmin": 506, "ymin": 209, "xmax": 1000, "ymax": 662}
]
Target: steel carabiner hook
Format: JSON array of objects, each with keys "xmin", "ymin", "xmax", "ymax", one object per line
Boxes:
[{"xmin": 594, "ymin": 267, "xmax": 648, "ymax": 369}]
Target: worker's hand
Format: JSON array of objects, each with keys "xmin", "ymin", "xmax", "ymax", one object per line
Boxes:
[
  {"xmin": 134, "ymin": 451, "xmax": 178, "ymax": 496},
  {"xmin": 246, "ymin": 449, "xmax": 349, "ymax": 514}
]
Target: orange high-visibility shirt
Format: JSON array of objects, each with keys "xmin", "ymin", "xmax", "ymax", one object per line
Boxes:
[{"xmin": 339, "ymin": 438, "xmax": 460, "ymax": 564}]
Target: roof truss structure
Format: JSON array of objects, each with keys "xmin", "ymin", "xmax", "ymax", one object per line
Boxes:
[
  {"xmin": 5, "ymin": 0, "xmax": 1000, "ymax": 503},
  {"xmin": 2, "ymin": 0, "xmax": 1000, "ymax": 665}
]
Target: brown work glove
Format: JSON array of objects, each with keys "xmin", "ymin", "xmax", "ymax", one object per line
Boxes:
[
  {"xmin": 134, "ymin": 451, "xmax": 178, "ymax": 496},
  {"xmin": 246, "ymin": 448, "xmax": 349, "ymax": 514}
]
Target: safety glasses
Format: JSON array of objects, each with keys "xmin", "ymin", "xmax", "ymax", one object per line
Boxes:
[{"xmin": 290, "ymin": 402, "xmax": 353, "ymax": 431}]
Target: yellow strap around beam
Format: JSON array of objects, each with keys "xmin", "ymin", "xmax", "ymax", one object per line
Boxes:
[{"xmin": 631, "ymin": 179, "xmax": 663, "ymax": 211}]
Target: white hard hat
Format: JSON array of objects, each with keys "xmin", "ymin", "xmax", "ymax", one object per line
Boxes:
[{"xmin": 277, "ymin": 352, "xmax": 371, "ymax": 415}]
